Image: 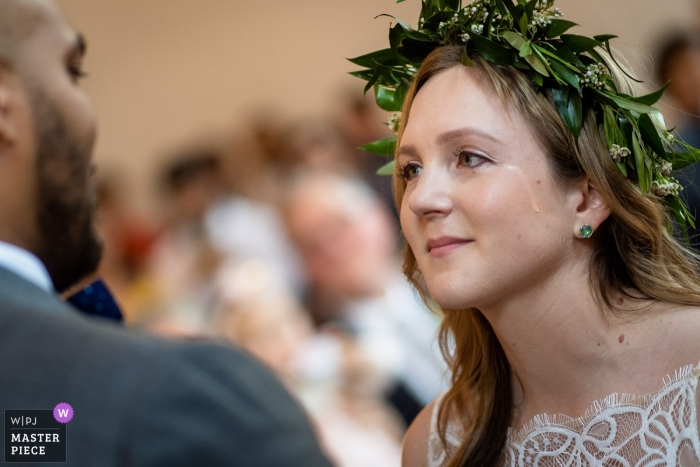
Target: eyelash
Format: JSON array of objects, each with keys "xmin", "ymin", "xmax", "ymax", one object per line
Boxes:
[
  {"xmin": 398, "ymin": 150, "xmax": 489, "ymax": 181},
  {"xmin": 68, "ymin": 64, "xmax": 87, "ymax": 81}
]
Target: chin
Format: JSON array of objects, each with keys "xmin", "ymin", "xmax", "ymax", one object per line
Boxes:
[{"xmin": 424, "ymin": 275, "xmax": 482, "ymax": 310}]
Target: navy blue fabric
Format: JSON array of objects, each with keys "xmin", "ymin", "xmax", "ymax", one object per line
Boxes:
[{"xmin": 67, "ymin": 280, "xmax": 124, "ymax": 323}]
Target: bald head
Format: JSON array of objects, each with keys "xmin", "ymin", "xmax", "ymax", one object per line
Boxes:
[{"xmin": 0, "ymin": 0, "xmax": 58, "ymax": 68}]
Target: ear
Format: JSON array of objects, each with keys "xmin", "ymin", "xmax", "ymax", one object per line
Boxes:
[{"xmin": 572, "ymin": 177, "xmax": 611, "ymax": 239}]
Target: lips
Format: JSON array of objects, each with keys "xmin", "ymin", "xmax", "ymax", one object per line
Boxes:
[{"xmin": 426, "ymin": 236, "xmax": 472, "ymax": 257}]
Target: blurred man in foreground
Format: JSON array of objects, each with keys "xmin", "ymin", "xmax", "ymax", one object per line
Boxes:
[{"xmin": 0, "ymin": 1, "xmax": 331, "ymax": 465}]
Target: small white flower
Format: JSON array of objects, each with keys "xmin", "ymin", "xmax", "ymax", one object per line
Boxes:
[
  {"xmin": 387, "ymin": 113, "xmax": 401, "ymax": 133},
  {"xmin": 661, "ymin": 161, "xmax": 673, "ymax": 176}
]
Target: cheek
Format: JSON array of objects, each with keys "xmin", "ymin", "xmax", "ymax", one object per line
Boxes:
[{"xmin": 399, "ymin": 194, "xmax": 420, "ymax": 252}]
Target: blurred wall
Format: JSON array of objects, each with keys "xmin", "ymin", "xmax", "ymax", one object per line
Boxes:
[{"xmin": 55, "ymin": 0, "xmax": 698, "ymax": 213}]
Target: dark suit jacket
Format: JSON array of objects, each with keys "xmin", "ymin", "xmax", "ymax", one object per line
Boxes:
[{"xmin": 0, "ymin": 266, "xmax": 332, "ymax": 466}]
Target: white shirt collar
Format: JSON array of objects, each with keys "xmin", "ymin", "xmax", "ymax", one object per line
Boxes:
[{"xmin": 0, "ymin": 241, "xmax": 53, "ymax": 292}]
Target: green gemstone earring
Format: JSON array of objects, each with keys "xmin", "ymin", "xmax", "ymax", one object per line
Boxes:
[{"xmin": 580, "ymin": 224, "xmax": 594, "ymax": 239}]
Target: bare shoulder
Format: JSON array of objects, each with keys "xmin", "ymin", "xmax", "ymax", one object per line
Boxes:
[{"xmin": 402, "ymin": 400, "xmax": 436, "ymax": 467}]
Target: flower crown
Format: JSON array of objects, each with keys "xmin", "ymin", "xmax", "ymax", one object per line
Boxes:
[{"xmin": 350, "ymin": 0, "xmax": 700, "ymax": 240}]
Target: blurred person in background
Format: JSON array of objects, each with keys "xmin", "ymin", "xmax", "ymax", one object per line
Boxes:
[
  {"xmin": 95, "ymin": 174, "xmax": 160, "ymax": 322},
  {"xmin": 656, "ymin": 31, "xmax": 700, "ymax": 248},
  {"xmin": 282, "ymin": 171, "xmax": 449, "ymax": 428},
  {"xmin": 144, "ymin": 147, "xmax": 225, "ymax": 335},
  {"xmin": 204, "ymin": 128, "xmax": 306, "ymax": 296},
  {"xmin": 212, "ymin": 266, "xmax": 403, "ymax": 467},
  {"xmin": 0, "ymin": 0, "xmax": 332, "ymax": 465},
  {"xmin": 334, "ymin": 91, "xmax": 397, "ymax": 209},
  {"xmin": 273, "ymin": 118, "xmax": 361, "ymax": 175}
]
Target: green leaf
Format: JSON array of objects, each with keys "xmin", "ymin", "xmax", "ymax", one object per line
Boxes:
[
  {"xmin": 638, "ymin": 113, "xmax": 667, "ymax": 159},
  {"xmin": 593, "ymin": 34, "xmax": 618, "ymax": 43},
  {"xmin": 520, "ymin": 40, "xmax": 532, "ymax": 58},
  {"xmin": 460, "ymin": 47, "xmax": 475, "ymax": 66},
  {"xmin": 389, "ymin": 22, "xmax": 407, "ymax": 56},
  {"xmin": 377, "ymin": 160, "xmax": 396, "ymax": 175},
  {"xmin": 364, "ymin": 66, "xmax": 385, "ymax": 94},
  {"xmin": 360, "ymin": 136, "xmax": 396, "ymax": 157},
  {"xmin": 348, "ymin": 49, "xmax": 397, "ymax": 68},
  {"xmin": 551, "ymin": 43, "xmax": 585, "ymax": 67},
  {"xmin": 593, "ymin": 90, "xmax": 660, "ymax": 114},
  {"xmin": 524, "ymin": 53, "xmax": 549, "ymax": 76},
  {"xmin": 616, "ymin": 161, "xmax": 628, "ymax": 177},
  {"xmin": 525, "ymin": 0, "xmax": 537, "ymax": 20},
  {"xmin": 397, "ymin": 0, "xmax": 406, "ymax": 3},
  {"xmin": 535, "ymin": 45, "xmax": 582, "ymax": 73},
  {"xmin": 519, "ymin": 13, "xmax": 529, "ymax": 35},
  {"xmin": 497, "ymin": 0, "xmax": 521, "ymax": 20},
  {"xmin": 374, "ymin": 86, "xmax": 402, "ymax": 112},
  {"xmin": 550, "ymin": 60, "xmax": 580, "ymax": 90},
  {"xmin": 552, "ymin": 86, "xmax": 583, "ymax": 139},
  {"xmin": 442, "ymin": 0, "xmax": 460, "ymax": 11},
  {"xmin": 670, "ymin": 151, "xmax": 700, "ymax": 171},
  {"xmin": 395, "ymin": 81, "xmax": 409, "ymax": 106},
  {"xmin": 468, "ymin": 31, "xmax": 514, "ymax": 66},
  {"xmin": 632, "ymin": 132, "xmax": 649, "ymax": 194},
  {"xmin": 532, "ymin": 72, "xmax": 543, "ymax": 86},
  {"xmin": 349, "ymin": 69, "xmax": 375, "ymax": 81},
  {"xmin": 502, "ymin": 31, "xmax": 527, "ymax": 50},
  {"xmin": 545, "ymin": 20, "xmax": 578, "ymax": 39},
  {"xmin": 397, "ymin": 39, "xmax": 439, "ymax": 63},
  {"xmin": 630, "ymin": 83, "xmax": 669, "ymax": 106},
  {"xmin": 561, "ymin": 34, "xmax": 602, "ymax": 53}
]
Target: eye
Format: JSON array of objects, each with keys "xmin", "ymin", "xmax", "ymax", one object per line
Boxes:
[
  {"xmin": 399, "ymin": 162, "xmax": 422, "ymax": 181},
  {"xmin": 457, "ymin": 150, "xmax": 489, "ymax": 168},
  {"xmin": 67, "ymin": 62, "xmax": 87, "ymax": 82}
]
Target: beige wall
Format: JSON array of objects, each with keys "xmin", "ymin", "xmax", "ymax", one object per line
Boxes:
[{"xmin": 54, "ymin": 0, "xmax": 698, "ymax": 212}]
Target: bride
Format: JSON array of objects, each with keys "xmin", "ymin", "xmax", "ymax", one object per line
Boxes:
[
  {"xmin": 400, "ymin": 47, "xmax": 700, "ymax": 466},
  {"xmin": 350, "ymin": 2, "xmax": 700, "ymax": 465}
]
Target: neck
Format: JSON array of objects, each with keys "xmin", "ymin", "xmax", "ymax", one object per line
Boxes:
[{"xmin": 479, "ymin": 258, "xmax": 674, "ymax": 429}]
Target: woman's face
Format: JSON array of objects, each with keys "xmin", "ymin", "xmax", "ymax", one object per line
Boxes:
[{"xmin": 399, "ymin": 66, "xmax": 580, "ymax": 311}]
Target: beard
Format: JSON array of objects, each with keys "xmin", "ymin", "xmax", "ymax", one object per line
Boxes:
[{"xmin": 30, "ymin": 90, "xmax": 103, "ymax": 293}]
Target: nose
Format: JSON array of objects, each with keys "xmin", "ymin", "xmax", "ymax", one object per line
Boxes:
[{"xmin": 405, "ymin": 166, "xmax": 453, "ymax": 219}]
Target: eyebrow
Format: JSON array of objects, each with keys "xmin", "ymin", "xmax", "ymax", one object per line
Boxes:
[{"xmin": 397, "ymin": 127, "xmax": 502, "ymax": 159}]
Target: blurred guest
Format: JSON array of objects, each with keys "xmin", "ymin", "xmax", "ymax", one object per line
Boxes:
[
  {"xmin": 212, "ymin": 265, "xmax": 403, "ymax": 467},
  {"xmin": 205, "ymin": 131, "xmax": 306, "ymax": 295},
  {"xmin": 334, "ymin": 90, "xmax": 396, "ymax": 209},
  {"xmin": 656, "ymin": 32, "xmax": 700, "ymax": 248},
  {"xmin": 95, "ymin": 175, "xmax": 160, "ymax": 322},
  {"xmin": 273, "ymin": 119, "xmax": 360, "ymax": 175},
  {"xmin": 144, "ymin": 147, "xmax": 225, "ymax": 334},
  {"xmin": 656, "ymin": 31, "xmax": 700, "ymax": 147},
  {"xmin": 0, "ymin": 0, "xmax": 331, "ymax": 465},
  {"xmin": 282, "ymin": 171, "xmax": 449, "ymax": 427}
]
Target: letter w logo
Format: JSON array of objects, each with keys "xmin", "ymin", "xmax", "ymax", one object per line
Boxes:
[{"xmin": 58, "ymin": 409, "xmax": 69, "ymax": 418}]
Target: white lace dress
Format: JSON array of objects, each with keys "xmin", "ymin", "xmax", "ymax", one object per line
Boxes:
[{"xmin": 427, "ymin": 362, "xmax": 700, "ymax": 466}]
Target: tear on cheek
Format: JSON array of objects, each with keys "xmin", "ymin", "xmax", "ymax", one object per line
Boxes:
[{"xmin": 502, "ymin": 166, "xmax": 541, "ymax": 214}]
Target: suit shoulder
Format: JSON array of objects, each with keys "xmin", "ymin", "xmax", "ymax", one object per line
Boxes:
[{"xmin": 121, "ymin": 340, "xmax": 332, "ymax": 467}]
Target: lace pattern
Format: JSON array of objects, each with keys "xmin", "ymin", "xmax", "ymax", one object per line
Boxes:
[{"xmin": 427, "ymin": 362, "xmax": 700, "ymax": 467}]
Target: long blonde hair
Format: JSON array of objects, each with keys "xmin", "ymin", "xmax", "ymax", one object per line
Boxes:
[{"xmin": 393, "ymin": 45, "xmax": 700, "ymax": 467}]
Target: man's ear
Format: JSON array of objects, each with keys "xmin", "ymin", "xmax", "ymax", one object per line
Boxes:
[{"xmin": 572, "ymin": 177, "xmax": 611, "ymax": 239}]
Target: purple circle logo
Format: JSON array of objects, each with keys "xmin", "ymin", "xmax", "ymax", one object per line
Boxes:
[{"xmin": 53, "ymin": 403, "xmax": 73, "ymax": 424}]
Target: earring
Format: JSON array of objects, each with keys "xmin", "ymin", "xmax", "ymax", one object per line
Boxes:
[{"xmin": 580, "ymin": 224, "xmax": 594, "ymax": 239}]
